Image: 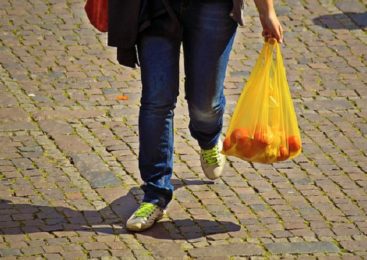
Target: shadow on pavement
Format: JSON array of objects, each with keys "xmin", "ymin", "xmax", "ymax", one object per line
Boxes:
[
  {"xmin": 313, "ymin": 12, "xmax": 367, "ymax": 30},
  {"xmin": 0, "ymin": 179, "xmax": 241, "ymax": 239}
]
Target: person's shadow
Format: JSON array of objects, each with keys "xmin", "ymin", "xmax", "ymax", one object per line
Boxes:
[
  {"xmin": 313, "ymin": 12, "xmax": 367, "ymax": 30},
  {"xmin": 0, "ymin": 179, "xmax": 241, "ymax": 239}
]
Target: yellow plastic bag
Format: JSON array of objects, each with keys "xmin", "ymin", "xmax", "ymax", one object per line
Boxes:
[{"xmin": 222, "ymin": 41, "xmax": 302, "ymax": 163}]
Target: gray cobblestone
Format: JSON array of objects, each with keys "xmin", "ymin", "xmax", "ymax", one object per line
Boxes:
[
  {"xmin": 72, "ymin": 154, "xmax": 122, "ymax": 188},
  {"xmin": 265, "ymin": 241, "xmax": 340, "ymax": 254}
]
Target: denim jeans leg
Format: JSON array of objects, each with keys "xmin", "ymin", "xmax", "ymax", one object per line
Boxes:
[
  {"xmin": 137, "ymin": 33, "xmax": 180, "ymax": 209},
  {"xmin": 182, "ymin": 1, "xmax": 237, "ymax": 150}
]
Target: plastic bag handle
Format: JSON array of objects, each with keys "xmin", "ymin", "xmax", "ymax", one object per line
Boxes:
[{"xmin": 263, "ymin": 39, "xmax": 284, "ymax": 71}]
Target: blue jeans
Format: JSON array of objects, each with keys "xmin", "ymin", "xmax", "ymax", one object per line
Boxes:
[{"xmin": 137, "ymin": 0, "xmax": 237, "ymax": 209}]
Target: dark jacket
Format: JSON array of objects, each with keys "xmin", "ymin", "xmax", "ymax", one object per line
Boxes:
[{"xmin": 108, "ymin": 0, "xmax": 244, "ymax": 68}]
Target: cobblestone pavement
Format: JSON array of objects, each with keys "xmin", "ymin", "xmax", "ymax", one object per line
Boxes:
[{"xmin": 0, "ymin": 0, "xmax": 366, "ymax": 259}]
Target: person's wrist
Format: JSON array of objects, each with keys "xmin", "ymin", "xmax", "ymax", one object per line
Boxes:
[{"xmin": 259, "ymin": 9, "xmax": 276, "ymax": 19}]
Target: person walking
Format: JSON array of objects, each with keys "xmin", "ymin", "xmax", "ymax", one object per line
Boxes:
[{"xmin": 112, "ymin": 0, "xmax": 284, "ymax": 232}]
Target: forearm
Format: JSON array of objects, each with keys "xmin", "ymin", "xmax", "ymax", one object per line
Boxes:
[{"xmin": 253, "ymin": 0, "xmax": 276, "ymax": 17}]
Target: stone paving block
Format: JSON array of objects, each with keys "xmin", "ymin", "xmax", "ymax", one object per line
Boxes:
[
  {"xmin": 44, "ymin": 254, "xmax": 63, "ymax": 260},
  {"xmin": 11, "ymin": 158, "xmax": 34, "ymax": 170},
  {"xmin": 52, "ymin": 134, "xmax": 91, "ymax": 155},
  {"xmin": 339, "ymin": 240, "xmax": 367, "ymax": 252},
  {"xmin": 0, "ymin": 122, "xmax": 37, "ymax": 132},
  {"xmin": 0, "ymin": 93, "xmax": 17, "ymax": 107},
  {"xmin": 0, "ymin": 248, "xmax": 22, "ymax": 257},
  {"xmin": 0, "ymin": 108, "xmax": 29, "ymax": 122},
  {"xmin": 265, "ymin": 241, "xmax": 340, "ymax": 254},
  {"xmin": 109, "ymin": 250, "xmax": 135, "ymax": 258},
  {"xmin": 72, "ymin": 154, "xmax": 122, "ymax": 188},
  {"xmin": 143, "ymin": 241, "xmax": 187, "ymax": 259},
  {"xmin": 38, "ymin": 120, "xmax": 73, "ymax": 135},
  {"xmin": 334, "ymin": 0, "xmax": 366, "ymax": 13},
  {"xmin": 32, "ymin": 108, "xmax": 106, "ymax": 121},
  {"xmin": 188, "ymin": 243, "xmax": 264, "ymax": 257}
]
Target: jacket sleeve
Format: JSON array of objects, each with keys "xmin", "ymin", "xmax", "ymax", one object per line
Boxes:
[{"xmin": 108, "ymin": 0, "xmax": 141, "ymax": 48}]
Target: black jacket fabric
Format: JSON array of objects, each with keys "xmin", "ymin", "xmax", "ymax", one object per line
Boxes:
[
  {"xmin": 107, "ymin": 0, "xmax": 244, "ymax": 68},
  {"xmin": 108, "ymin": 0, "xmax": 141, "ymax": 68}
]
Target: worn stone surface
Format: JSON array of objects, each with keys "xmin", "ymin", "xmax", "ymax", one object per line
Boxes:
[
  {"xmin": 72, "ymin": 154, "xmax": 122, "ymax": 188},
  {"xmin": 0, "ymin": 93, "xmax": 17, "ymax": 107},
  {"xmin": 0, "ymin": 0, "xmax": 366, "ymax": 258},
  {"xmin": 188, "ymin": 243, "xmax": 264, "ymax": 257},
  {"xmin": 265, "ymin": 241, "xmax": 340, "ymax": 254},
  {"xmin": 38, "ymin": 120, "xmax": 73, "ymax": 136},
  {"xmin": 0, "ymin": 122, "xmax": 37, "ymax": 131},
  {"xmin": 0, "ymin": 108, "xmax": 29, "ymax": 122}
]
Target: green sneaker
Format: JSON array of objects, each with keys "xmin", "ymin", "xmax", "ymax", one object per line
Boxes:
[
  {"xmin": 200, "ymin": 140, "xmax": 226, "ymax": 180},
  {"xmin": 126, "ymin": 202, "xmax": 165, "ymax": 232}
]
